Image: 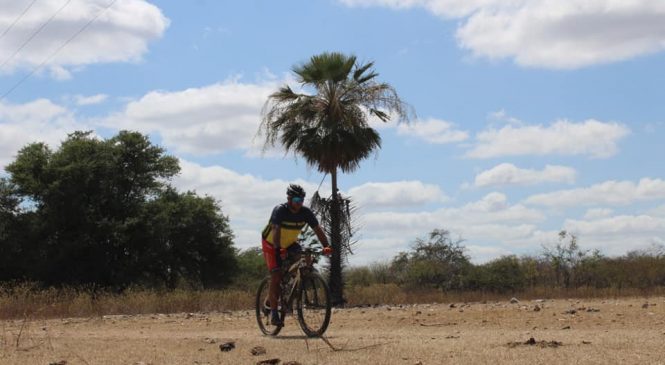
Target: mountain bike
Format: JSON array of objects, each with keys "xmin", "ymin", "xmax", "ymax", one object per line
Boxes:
[{"xmin": 255, "ymin": 248, "xmax": 332, "ymax": 337}]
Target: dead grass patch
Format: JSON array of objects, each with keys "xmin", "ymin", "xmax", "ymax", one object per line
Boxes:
[{"xmin": 2, "ymin": 282, "xmax": 664, "ymax": 320}]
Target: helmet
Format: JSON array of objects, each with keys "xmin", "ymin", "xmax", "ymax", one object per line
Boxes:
[{"xmin": 286, "ymin": 184, "xmax": 306, "ymax": 199}]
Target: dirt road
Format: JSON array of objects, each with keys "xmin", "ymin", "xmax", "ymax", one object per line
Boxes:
[{"xmin": 2, "ymin": 297, "xmax": 664, "ymax": 364}]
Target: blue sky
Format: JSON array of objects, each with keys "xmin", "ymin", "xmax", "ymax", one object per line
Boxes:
[{"xmin": 1, "ymin": 0, "xmax": 665, "ymax": 264}]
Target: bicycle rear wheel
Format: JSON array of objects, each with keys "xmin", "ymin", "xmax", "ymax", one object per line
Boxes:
[
  {"xmin": 296, "ymin": 272, "xmax": 331, "ymax": 337},
  {"xmin": 255, "ymin": 276, "xmax": 285, "ymax": 336}
]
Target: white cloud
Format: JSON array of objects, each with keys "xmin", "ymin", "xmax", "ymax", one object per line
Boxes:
[
  {"xmin": 352, "ymin": 228, "xmax": 540, "ymax": 265},
  {"xmin": 566, "ymin": 215, "xmax": 665, "ymax": 235},
  {"xmin": 457, "ymin": 1, "xmax": 665, "ymax": 69},
  {"xmin": 583, "ymin": 208, "xmax": 614, "ymax": 220},
  {"xmin": 348, "ymin": 180, "xmax": 448, "ymax": 209},
  {"xmin": 0, "ymin": 0, "xmax": 169, "ymax": 77},
  {"xmin": 103, "ymin": 80, "xmax": 465, "ymax": 157},
  {"xmin": 474, "ymin": 163, "xmax": 576, "ymax": 187},
  {"xmin": 103, "ymin": 78, "xmax": 282, "ymax": 155},
  {"xmin": 172, "ymin": 160, "xmax": 550, "ymax": 262},
  {"xmin": 350, "ymin": 236, "xmax": 417, "ymax": 265},
  {"xmin": 466, "ymin": 245, "xmax": 514, "ymax": 263},
  {"xmin": 341, "ymin": 191, "xmax": 553, "ymax": 263},
  {"xmin": 396, "ymin": 118, "xmax": 469, "ymax": 144},
  {"xmin": 361, "ymin": 192, "xmax": 544, "ymax": 243},
  {"xmin": 563, "ymin": 214, "xmax": 665, "ymax": 255},
  {"xmin": 488, "ymin": 109, "xmax": 523, "ymax": 126},
  {"xmin": 648, "ymin": 205, "xmax": 665, "ymax": 218},
  {"xmin": 339, "ymin": 0, "xmax": 665, "ymax": 69},
  {"xmin": 0, "ymin": 98, "xmax": 88, "ymax": 168},
  {"xmin": 174, "ymin": 160, "xmax": 318, "ymax": 225},
  {"xmin": 466, "ymin": 119, "xmax": 630, "ymax": 159},
  {"xmin": 525, "ymin": 178, "xmax": 665, "ymax": 207},
  {"xmin": 174, "ymin": 161, "xmax": 457, "ymax": 254},
  {"xmin": 74, "ymin": 94, "xmax": 108, "ymax": 106},
  {"xmin": 48, "ymin": 65, "xmax": 72, "ymax": 80}
]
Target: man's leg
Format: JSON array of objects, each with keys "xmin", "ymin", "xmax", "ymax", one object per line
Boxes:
[
  {"xmin": 269, "ymin": 269, "xmax": 282, "ymax": 310},
  {"xmin": 262, "ymin": 239, "xmax": 284, "ymax": 326},
  {"xmin": 268, "ymin": 268, "xmax": 284, "ymax": 326}
]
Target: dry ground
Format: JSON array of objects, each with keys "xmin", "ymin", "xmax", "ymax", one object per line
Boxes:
[{"xmin": 1, "ymin": 297, "xmax": 664, "ymax": 365}]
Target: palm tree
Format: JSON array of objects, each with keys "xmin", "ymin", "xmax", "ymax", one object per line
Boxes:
[{"xmin": 259, "ymin": 52, "xmax": 411, "ymax": 305}]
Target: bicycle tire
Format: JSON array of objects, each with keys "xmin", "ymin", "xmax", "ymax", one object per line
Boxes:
[
  {"xmin": 296, "ymin": 272, "xmax": 332, "ymax": 337},
  {"xmin": 255, "ymin": 276, "xmax": 284, "ymax": 336}
]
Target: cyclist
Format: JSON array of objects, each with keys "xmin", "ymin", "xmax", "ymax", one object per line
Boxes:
[{"xmin": 262, "ymin": 184, "xmax": 333, "ymax": 326}]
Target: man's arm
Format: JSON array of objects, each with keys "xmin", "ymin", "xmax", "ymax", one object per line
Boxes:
[
  {"xmin": 272, "ymin": 223, "xmax": 285, "ymax": 267},
  {"xmin": 269, "ymin": 206, "xmax": 284, "ymax": 258},
  {"xmin": 272, "ymin": 224, "xmax": 281, "ymax": 250},
  {"xmin": 313, "ymin": 225, "xmax": 330, "ymax": 248}
]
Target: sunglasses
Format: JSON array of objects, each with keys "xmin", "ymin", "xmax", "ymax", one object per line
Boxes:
[{"xmin": 291, "ymin": 197, "xmax": 304, "ymax": 204}]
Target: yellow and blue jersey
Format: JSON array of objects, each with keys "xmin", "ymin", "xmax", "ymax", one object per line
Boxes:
[{"xmin": 262, "ymin": 203, "xmax": 319, "ymax": 248}]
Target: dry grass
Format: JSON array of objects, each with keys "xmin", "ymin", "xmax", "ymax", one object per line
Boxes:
[
  {"xmin": 347, "ymin": 284, "xmax": 665, "ymax": 306},
  {"xmin": 2, "ymin": 283, "xmax": 664, "ymax": 320},
  {"xmin": 0, "ymin": 283, "xmax": 253, "ymax": 320},
  {"xmin": 1, "ymin": 295, "xmax": 664, "ymax": 364}
]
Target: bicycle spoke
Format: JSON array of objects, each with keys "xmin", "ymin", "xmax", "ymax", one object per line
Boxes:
[
  {"xmin": 297, "ymin": 274, "xmax": 330, "ymax": 336},
  {"xmin": 255, "ymin": 277, "xmax": 284, "ymax": 336}
]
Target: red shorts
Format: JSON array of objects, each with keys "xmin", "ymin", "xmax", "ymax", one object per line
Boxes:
[{"xmin": 262, "ymin": 239, "xmax": 302, "ymax": 272}]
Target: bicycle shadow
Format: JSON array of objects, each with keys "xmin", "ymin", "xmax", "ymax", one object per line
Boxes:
[
  {"xmin": 270, "ymin": 335, "xmax": 392, "ymax": 353},
  {"xmin": 268, "ymin": 335, "xmax": 337, "ymax": 340}
]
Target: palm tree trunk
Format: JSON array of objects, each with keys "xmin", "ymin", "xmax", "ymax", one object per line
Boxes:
[{"xmin": 329, "ymin": 167, "xmax": 345, "ymax": 306}]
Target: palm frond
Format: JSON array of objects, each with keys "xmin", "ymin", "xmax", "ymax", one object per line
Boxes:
[
  {"xmin": 259, "ymin": 53, "xmax": 412, "ymax": 159},
  {"xmin": 353, "ymin": 61, "xmax": 374, "ymax": 82},
  {"xmin": 368, "ymin": 108, "xmax": 390, "ymax": 122},
  {"xmin": 293, "ymin": 52, "xmax": 357, "ymax": 84},
  {"xmin": 310, "ymin": 191, "xmax": 359, "ymax": 261}
]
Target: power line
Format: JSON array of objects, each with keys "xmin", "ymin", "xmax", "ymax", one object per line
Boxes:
[
  {"xmin": 0, "ymin": 0, "xmax": 39, "ymax": 41},
  {"xmin": 1, "ymin": 0, "xmax": 118, "ymax": 101},
  {"xmin": 0, "ymin": 0, "xmax": 73, "ymax": 71}
]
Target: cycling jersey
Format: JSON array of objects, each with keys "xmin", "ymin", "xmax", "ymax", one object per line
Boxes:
[{"xmin": 261, "ymin": 203, "xmax": 319, "ymax": 248}]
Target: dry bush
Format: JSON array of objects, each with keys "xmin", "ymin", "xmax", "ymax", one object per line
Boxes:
[
  {"xmin": 0, "ymin": 283, "xmax": 253, "ymax": 320},
  {"xmin": 345, "ymin": 283, "xmax": 665, "ymax": 306}
]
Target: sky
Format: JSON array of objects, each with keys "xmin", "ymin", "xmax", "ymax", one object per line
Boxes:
[{"xmin": 1, "ymin": 0, "xmax": 664, "ymax": 265}]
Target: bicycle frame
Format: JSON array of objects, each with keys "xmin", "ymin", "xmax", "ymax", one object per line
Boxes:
[{"xmin": 280, "ymin": 249, "xmax": 317, "ymax": 311}]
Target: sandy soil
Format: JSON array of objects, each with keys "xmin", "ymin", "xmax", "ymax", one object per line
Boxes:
[{"xmin": 1, "ymin": 296, "xmax": 664, "ymax": 365}]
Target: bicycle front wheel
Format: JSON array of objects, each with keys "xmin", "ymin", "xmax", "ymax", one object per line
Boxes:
[
  {"xmin": 296, "ymin": 272, "xmax": 331, "ymax": 337},
  {"xmin": 255, "ymin": 276, "xmax": 284, "ymax": 336}
]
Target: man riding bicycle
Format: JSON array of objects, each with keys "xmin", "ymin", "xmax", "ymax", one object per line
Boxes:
[{"xmin": 262, "ymin": 184, "xmax": 333, "ymax": 326}]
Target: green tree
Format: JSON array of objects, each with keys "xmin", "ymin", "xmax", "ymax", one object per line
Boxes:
[
  {"xmin": 3, "ymin": 131, "xmax": 237, "ymax": 289},
  {"xmin": 392, "ymin": 229, "xmax": 471, "ymax": 290},
  {"xmin": 0, "ymin": 178, "xmax": 28, "ymax": 280},
  {"xmin": 233, "ymin": 247, "xmax": 266, "ymax": 289},
  {"xmin": 133, "ymin": 188, "xmax": 238, "ymax": 288},
  {"xmin": 0, "ymin": 178, "xmax": 19, "ymax": 235},
  {"xmin": 468, "ymin": 256, "xmax": 525, "ymax": 293},
  {"xmin": 259, "ymin": 52, "xmax": 411, "ymax": 304},
  {"xmin": 542, "ymin": 230, "xmax": 589, "ymax": 288}
]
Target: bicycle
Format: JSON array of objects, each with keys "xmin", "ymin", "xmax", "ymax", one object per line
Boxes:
[{"xmin": 255, "ymin": 248, "xmax": 332, "ymax": 337}]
